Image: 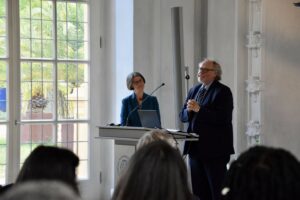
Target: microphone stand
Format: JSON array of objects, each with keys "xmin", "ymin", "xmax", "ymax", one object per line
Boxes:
[
  {"xmin": 184, "ymin": 66, "xmax": 190, "ymax": 97},
  {"xmin": 125, "ymin": 83, "xmax": 165, "ymax": 126}
]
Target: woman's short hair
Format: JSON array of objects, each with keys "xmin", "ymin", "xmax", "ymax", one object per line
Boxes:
[
  {"xmin": 112, "ymin": 140, "xmax": 193, "ymax": 200},
  {"xmin": 126, "ymin": 72, "xmax": 145, "ymax": 90},
  {"xmin": 16, "ymin": 145, "xmax": 80, "ymax": 194},
  {"xmin": 221, "ymin": 145, "xmax": 300, "ymax": 200},
  {"xmin": 136, "ymin": 129, "xmax": 177, "ymax": 149}
]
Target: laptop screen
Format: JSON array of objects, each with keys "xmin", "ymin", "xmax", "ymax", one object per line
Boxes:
[{"xmin": 138, "ymin": 110, "xmax": 161, "ymax": 128}]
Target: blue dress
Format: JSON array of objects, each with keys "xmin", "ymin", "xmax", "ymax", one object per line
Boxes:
[{"xmin": 120, "ymin": 93, "xmax": 161, "ymax": 127}]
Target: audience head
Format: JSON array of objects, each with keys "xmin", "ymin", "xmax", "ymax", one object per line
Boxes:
[
  {"xmin": 136, "ymin": 129, "xmax": 177, "ymax": 149},
  {"xmin": 16, "ymin": 145, "xmax": 80, "ymax": 194},
  {"xmin": 126, "ymin": 72, "xmax": 145, "ymax": 90},
  {"xmin": 1, "ymin": 181, "xmax": 80, "ymax": 200},
  {"xmin": 112, "ymin": 140, "xmax": 193, "ymax": 200},
  {"xmin": 221, "ymin": 145, "xmax": 300, "ymax": 200}
]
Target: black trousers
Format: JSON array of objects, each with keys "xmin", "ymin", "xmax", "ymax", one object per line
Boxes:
[{"xmin": 189, "ymin": 155, "xmax": 230, "ymax": 200}]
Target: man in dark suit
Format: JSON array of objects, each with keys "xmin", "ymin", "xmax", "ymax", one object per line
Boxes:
[{"xmin": 180, "ymin": 59, "xmax": 234, "ymax": 200}]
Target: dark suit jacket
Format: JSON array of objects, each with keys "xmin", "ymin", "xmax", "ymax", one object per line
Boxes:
[
  {"xmin": 121, "ymin": 93, "xmax": 160, "ymax": 127},
  {"xmin": 180, "ymin": 80, "xmax": 234, "ymax": 158}
]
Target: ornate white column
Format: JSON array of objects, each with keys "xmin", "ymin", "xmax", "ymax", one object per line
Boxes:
[{"xmin": 245, "ymin": 0, "xmax": 264, "ymax": 146}]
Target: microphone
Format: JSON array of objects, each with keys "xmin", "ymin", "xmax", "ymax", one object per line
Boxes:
[
  {"xmin": 184, "ymin": 66, "xmax": 190, "ymax": 80},
  {"xmin": 125, "ymin": 83, "xmax": 165, "ymax": 126}
]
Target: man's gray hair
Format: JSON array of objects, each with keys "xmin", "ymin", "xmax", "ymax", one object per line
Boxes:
[{"xmin": 200, "ymin": 59, "xmax": 222, "ymax": 81}]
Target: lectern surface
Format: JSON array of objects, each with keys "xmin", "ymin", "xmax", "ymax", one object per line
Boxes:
[{"xmin": 97, "ymin": 126, "xmax": 198, "ymax": 141}]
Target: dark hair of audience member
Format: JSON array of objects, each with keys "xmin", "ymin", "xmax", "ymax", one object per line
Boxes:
[
  {"xmin": 221, "ymin": 145, "xmax": 300, "ymax": 200},
  {"xmin": 16, "ymin": 145, "xmax": 80, "ymax": 194},
  {"xmin": 112, "ymin": 140, "xmax": 193, "ymax": 200}
]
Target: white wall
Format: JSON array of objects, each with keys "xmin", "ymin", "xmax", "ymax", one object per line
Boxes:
[
  {"xmin": 133, "ymin": 0, "xmax": 300, "ymax": 158},
  {"xmin": 262, "ymin": 0, "xmax": 300, "ymax": 157},
  {"xmin": 204, "ymin": 0, "xmax": 300, "ymax": 158},
  {"xmin": 95, "ymin": 0, "xmax": 300, "ymax": 198}
]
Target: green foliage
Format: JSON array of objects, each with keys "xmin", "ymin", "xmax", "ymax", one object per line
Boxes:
[
  {"xmin": 18, "ymin": 1, "xmax": 88, "ymax": 115},
  {"xmin": 19, "ymin": 1, "xmax": 87, "ymax": 60},
  {"xmin": 0, "ymin": 0, "xmax": 6, "ymax": 17}
]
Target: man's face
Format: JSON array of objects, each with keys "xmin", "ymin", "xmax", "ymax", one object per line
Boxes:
[{"xmin": 197, "ymin": 61, "xmax": 217, "ymax": 85}]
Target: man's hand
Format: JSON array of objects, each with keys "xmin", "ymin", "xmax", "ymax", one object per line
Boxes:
[{"xmin": 187, "ymin": 99, "xmax": 200, "ymax": 112}]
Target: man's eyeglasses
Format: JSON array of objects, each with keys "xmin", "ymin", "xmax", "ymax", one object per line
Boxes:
[{"xmin": 199, "ymin": 68, "xmax": 215, "ymax": 73}]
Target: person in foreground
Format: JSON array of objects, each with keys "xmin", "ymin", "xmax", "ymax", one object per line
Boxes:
[
  {"xmin": 221, "ymin": 145, "xmax": 300, "ymax": 200},
  {"xmin": 179, "ymin": 59, "xmax": 234, "ymax": 200},
  {"xmin": 15, "ymin": 145, "xmax": 80, "ymax": 195},
  {"xmin": 136, "ymin": 129, "xmax": 177, "ymax": 149},
  {"xmin": 0, "ymin": 181, "xmax": 80, "ymax": 200},
  {"xmin": 112, "ymin": 140, "xmax": 195, "ymax": 200},
  {"xmin": 120, "ymin": 72, "xmax": 160, "ymax": 127}
]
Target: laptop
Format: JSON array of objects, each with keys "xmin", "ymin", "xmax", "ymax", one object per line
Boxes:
[{"xmin": 138, "ymin": 110, "xmax": 161, "ymax": 128}]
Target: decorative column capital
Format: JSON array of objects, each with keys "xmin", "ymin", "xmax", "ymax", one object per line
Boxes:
[
  {"xmin": 246, "ymin": 31, "xmax": 262, "ymax": 49},
  {"xmin": 246, "ymin": 76, "xmax": 263, "ymax": 94},
  {"xmin": 246, "ymin": 120, "xmax": 261, "ymax": 137}
]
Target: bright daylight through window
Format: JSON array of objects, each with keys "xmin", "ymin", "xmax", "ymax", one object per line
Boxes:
[{"xmin": 0, "ymin": 0, "xmax": 90, "ymax": 184}]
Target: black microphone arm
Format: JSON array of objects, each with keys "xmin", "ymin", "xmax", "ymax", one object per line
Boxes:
[{"xmin": 125, "ymin": 83, "xmax": 165, "ymax": 126}]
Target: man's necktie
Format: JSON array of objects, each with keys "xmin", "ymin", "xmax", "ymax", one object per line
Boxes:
[{"xmin": 195, "ymin": 87, "xmax": 206, "ymax": 103}]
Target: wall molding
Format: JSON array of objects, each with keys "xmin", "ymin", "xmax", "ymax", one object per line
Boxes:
[{"xmin": 245, "ymin": 0, "xmax": 263, "ymax": 146}]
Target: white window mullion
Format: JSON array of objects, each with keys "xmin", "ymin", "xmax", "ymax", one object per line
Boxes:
[
  {"xmin": 7, "ymin": 0, "xmax": 21, "ymax": 183},
  {"xmin": 53, "ymin": 0, "xmax": 58, "ymax": 144}
]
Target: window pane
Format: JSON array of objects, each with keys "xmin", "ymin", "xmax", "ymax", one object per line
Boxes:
[
  {"xmin": 31, "ymin": 39, "xmax": 42, "ymax": 58},
  {"xmin": 78, "ymin": 100, "xmax": 88, "ymax": 119},
  {"xmin": 0, "ymin": 10, "xmax": 7, "ymax": 57},
  {"xmin": 42, "ymin": 20, "xmax": 53, "ymax": 39},
  {"xmin": 0, "ymin": 0, "xmax": 6, "ymax": 17},
  {"xmin": 57, "ymin": 2, "xmax": 67, "ymax": 22},
  {"xmin": 78, "ymin": 22, "xmax": 88, "ymax": 41},
  {"xmin": 78, "ymin": 41, "xmax": 88, "ymax": 60},
  {"xmin": 57, "ymin": 40, "xmax": 68, "ymax": 59},
  {"xmin": 78, "ymin": 3, "xmax": 88, "ymax": 23},
  {"xmin": 57, "ymin": 21, "xmax": 67, "ymax": 40},
  {"xmin": 57, "ymin": 1, "xmax": 89, "ymax": 60},
  {"xmin": 0, "ymin": 61, "xmax": 7, "ymax": 120},
  {"xmin": 18, "ymin": 0, "xmax": 90, "ymax": 181},
  {"xmin": 32, "ymin": 19, "xmax": 42, "ymax": 39},
  {"xmin": 20, "ymin": 124, "xmax": 55, "ymax": 159},
  {"xmin": 20, "ymin": 39, "xmax": 31, "ymax": 58},
  {"xmin": 20, "ymin": 19, "xmax": 31, "ymax": 38},
  {"xmin": 0, "ymin": 37, "xmax": 6, "ymax": 57},
  {"xmin": 0, "ymin": 125, "xmax": 6, "ymax": 184},
  {"xmin": 31, "ymin": 0, "xmax": 42, "ymax": 19},
  {"xmin": 21, "ymin": 62, "xmax": 54, "ymax": 120},
  {"xmin": 0, "ymin": 18, "xmax": 6, "ymax": 37},
  {"xmin": 20, "ymin": 0, "xmax": 54, "ymax": 59},
  {"xmin": 67, "ymin": 3, "xmax": 77, "ymax": 22},
  {"xmin": 78, "ymin": 123, "xmax": 88, "ymax": 141},
  {"xmin": 19, "ymin": 0, "xmax": 30, "ymax": 18},
  {"xmin": 57, "ymin": 123, "xmax": 88, "ymax": 179},
  {"xmin": 42, "ymin": 1, "xmax": 53, "ymax": 21}
]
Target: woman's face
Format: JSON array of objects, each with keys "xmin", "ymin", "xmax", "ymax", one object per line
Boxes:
[{"xmin": 132, "ymin": 76, "xmax": 145, "ymax": 93}]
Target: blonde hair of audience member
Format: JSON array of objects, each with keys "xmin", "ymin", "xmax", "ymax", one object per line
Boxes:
[
  {"xmin": 136, "ymin": 129, "xmax": 177, "ymax": 149},
  {"xmin": 1, "ymin": 181, "xmax": 80, "ymax": 200},
  {"xmin": 112, "ymin": 140, "xmax": 194, "ymax": 200}
]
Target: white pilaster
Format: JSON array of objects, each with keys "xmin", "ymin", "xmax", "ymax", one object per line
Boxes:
[{"xmin": 245, "ymin": 0, "xmax": 263, "ymax": 146}]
